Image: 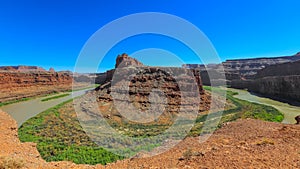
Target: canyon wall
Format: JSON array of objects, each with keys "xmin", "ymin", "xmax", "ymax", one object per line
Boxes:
[
  {"xmin": 222, "ymin": 52, "xmax": 300, "ymax": 78},
  {"xmin": 255, "ymin": 60, "xmax": 300, "ymax": 78},
  {"xmin": 183, "ymin": 52, "xmax": 300, "ymax": 85},
  {"xmin": 0, "ymin": 69, "xmax": 73, "ymax": 103},
  {"xmin": 231, "ymin": 60, "xmax": 300, "ymax": 104},
  {"xmin": 0, "ymin": 72, "xmax": 72, "ymax": 88},
  {"xmin": 0, "ymin": 66, "xmax": 46, "ymax": 72}
]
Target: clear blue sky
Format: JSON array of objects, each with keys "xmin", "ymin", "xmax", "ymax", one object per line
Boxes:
[{"xmin": 1, "ymin": 0, "xmax": 300, "ymax": 72}]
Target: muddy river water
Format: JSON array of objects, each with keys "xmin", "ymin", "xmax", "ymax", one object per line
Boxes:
[
  {"xmin": 1, "ymin": 89, "xmax": 91, "ymax": 127},
  {"xmin": 228, "ymin": 88, "xmax": 300, "ymax": 124},
  {"xmin": 1, "ymin": 88, "xmax": 299, "ymax": 127}
]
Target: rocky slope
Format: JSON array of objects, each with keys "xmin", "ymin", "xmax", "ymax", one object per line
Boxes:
[
  {"xmin": 1, "ymin": 110, "xmax": 300, "ymax": 168},
  {"xmin": 0, "ymin": 109, "xmax": 97, "ymax": 169}
]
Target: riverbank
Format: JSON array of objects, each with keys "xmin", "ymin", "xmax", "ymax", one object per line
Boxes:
[
  {"xmin": 228, "ymin": 88, "xmax": 300, "ymax": 124},
  {"xmin": 0, "ymin": 83, "xmax": 95, "ymax": 107},
  {"xmin": 1, "ymin": 88, "xmax": 93, "ymax": 127},
  {"xmin": 1, "ymin": 109, "xmax": 300, "ymax": 168},
  {"xmin": 17, "ymin": 86, "xmax": 284, "ymax": 165}
]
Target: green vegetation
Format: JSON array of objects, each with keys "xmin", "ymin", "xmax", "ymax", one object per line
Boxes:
[
  {"xmin": 18, "ymin": 99, "xmax": 124, "ymax": 165},
  {"xmin": 37, "ymin": 144, "xmax": 121, "ymax": 165},
  {"xmin": 182, "ymin": 149, "xmax": 193, "ymax": 160},
  {"xmin": 189, "ymin": 86, "xmax": 284, "ymax": 136},
  {"xmin": 18, "ymin": 86, "xmax": 284, "ymax": 165},
  {"xmin": 68, "ymin": 84, "xmax": 100, "ymax": 92},
  {"xmin": 0, "ymin": 98, "xmax": 30, "ymax": 107},
  {"xmin": 0, "ymin": 84, "xmax": 97, "ymax": 107},
  {"xmin": 0, "ymin": 91, "xmax": 61, "ymax": 107},
  {"xmin": 41, "ymin": 94, "xmax": 70, "ymax": 102}
]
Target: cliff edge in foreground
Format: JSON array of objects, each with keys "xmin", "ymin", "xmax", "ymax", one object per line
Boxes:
[{"xmin": 1, "ymin": 110, "xmax": 299, "ymax": 168}]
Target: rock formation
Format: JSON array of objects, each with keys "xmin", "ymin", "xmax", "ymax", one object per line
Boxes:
[
  {"xmin": 115, "ymin": 53, "xmax": 144, "ymax": 68},
  {"xmin": 49, "ymin": 67, "xmax": 55, "ymax": 73},
  {"xmin": 90, "ymin": 54, "xmax": 210, "ymax": 124},
  {"xmin": 295, "ymin": 115, "xmax": 300, "ymax": 124},
  {"xmin": 222, "ymin": 52, "xmax": 300, "ymax": 78},
  {"xmin": 0, "ymin": 68, "xmax": 73, "ymax": 103},
  {"xmin": 183, "ymin": 52, "xmax": 300, "ymax": 85},
  {"xmin": 0, "ymin": 66, "xmax": 46, "ymax": 72},
  {"xmin": 231, "ymin": 60, "xmax": 300, "ymax": 104}
]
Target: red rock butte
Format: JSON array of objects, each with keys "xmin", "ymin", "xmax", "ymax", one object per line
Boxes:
[{"xmin": 115, "ymin": 53, "xmax": 144, "ymax": 68}]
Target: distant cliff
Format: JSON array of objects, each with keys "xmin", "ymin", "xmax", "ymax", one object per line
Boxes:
[
  {"xmin": 231, "ymin": 60, "xmax": 300, "ymax": 104},
  {"xmin": 255, "ymin": 60, "xmax": 300, "ymax": 78},
  {"xmin": 183, "ymin": 52, "xmax": 300, "ymax": 85},
  {"xmin": 223, "ymin": 52, "xmax": 300, "ymax": 78},
  {"xmin": 0, "ymin": 66, "xmax": 47, "ymax": 72},
  {"xmin": 0, "ymin": 68, "xmax": 73, "ymax": 103}
]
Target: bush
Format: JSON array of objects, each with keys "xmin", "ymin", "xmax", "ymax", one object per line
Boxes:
[{"xmin": 182, "ymin": 149, "xmax": 193, "ymax": 160}]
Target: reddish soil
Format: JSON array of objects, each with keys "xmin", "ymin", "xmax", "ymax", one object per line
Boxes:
[{"xmin": 0, "ymin": 110, "xmax": 299, "ymax": 168}]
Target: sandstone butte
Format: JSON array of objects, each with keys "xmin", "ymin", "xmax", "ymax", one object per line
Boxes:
[{"xmin": 91, "ymin": 53, "xmax": 209, "ymax": 125}]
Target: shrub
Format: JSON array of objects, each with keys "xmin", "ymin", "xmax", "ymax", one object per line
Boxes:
[{"xmin": 182, "ymin": 149, "xmax": 193, "ymax": 160}]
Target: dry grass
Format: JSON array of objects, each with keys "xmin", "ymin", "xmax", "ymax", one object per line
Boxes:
[
  {"xmin": 0, "ymin": 156, "xmax": 24, "ymax": 169},
  {"xmin": 256, "ymin": 138, "xmax": 275, "ymax": 146}
]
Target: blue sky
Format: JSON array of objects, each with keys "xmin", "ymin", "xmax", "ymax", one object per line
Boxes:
[{"xmin": 1, "ymin": 0, "xmax": 300, "ymax": 72}]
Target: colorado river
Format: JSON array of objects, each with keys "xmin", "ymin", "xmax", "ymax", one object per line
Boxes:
[
  {"xmin": 1, "ymin": 89, "xmax": 92, "ymax": 127},
  {"xmin": 228, "ymin": 88, "xmax": 300, "ymax": 124},
  {"xmin": 2, "ymin": 87, "xmax": 299, "ymax": 127}
]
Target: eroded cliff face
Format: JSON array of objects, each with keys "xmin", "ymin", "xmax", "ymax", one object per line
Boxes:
[
  {"xmin": 223, "ymin": 52, "xmax": 300, "ymax": 79},
  {"xmin": 0, "ymin": 72, "xmax": 72, "ymax": 87},
  {"xmin": 231, "ymin": 60, "xmax": 300, "ymax": 104},
  {"xmin": 255, "ymin": 60, "xmax": 300, "ymax": 78},
  {"xmin": 252, "ymin": 76, "xmax": 300, "ymax": 101},
  {"xmin": 0, "ymin": 70, "xmax": 73, "ymax": 103},
  {"xmin": 93, "ymin": 54, "xmax": 209, "ymax": 124},
  {"xmin": 184, "ymin": 52, "xmax": 300, "ymax": 85},
  {"xmin": 223, "ymin": 53, "xmax": 300, "ymax": 77}
]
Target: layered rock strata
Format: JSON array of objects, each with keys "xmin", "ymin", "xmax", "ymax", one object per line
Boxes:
[
  {"xmin": 183, "ymin": 52, "xmax": 300, "ymax": 85},
  {"xmin": 231, "ymin": 60, "xmax": 300, "ymax": 104},
  {"xmin": 0, "ymin": 69, "xmax": 73, "ymax": 103}
]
